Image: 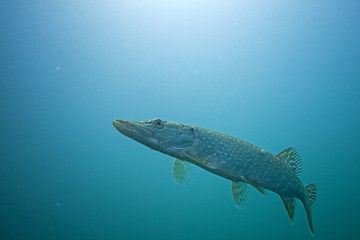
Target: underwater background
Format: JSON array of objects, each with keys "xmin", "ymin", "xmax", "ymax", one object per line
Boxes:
[{"xmin": 1, "ymin": 0, "xmax": 359, "ymax": 239}]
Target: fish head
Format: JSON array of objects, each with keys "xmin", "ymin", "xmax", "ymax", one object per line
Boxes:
[{"xmin": 113, "ymin": 119, "xmax": 195, "ymax": 155}]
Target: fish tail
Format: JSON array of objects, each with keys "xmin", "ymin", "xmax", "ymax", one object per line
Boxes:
[{"xmin": 304, "ymin": 184, "xmax": 317, "ymax": 234}]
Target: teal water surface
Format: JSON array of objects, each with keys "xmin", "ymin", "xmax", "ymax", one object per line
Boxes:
[{"xmin": 1, "ymin": 1, "xmax": 359, "ymax": 239}]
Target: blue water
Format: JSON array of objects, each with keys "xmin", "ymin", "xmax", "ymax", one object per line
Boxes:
[{"xmin": 1, "ymin": 1, "xmax": 359, "ymax": 239}]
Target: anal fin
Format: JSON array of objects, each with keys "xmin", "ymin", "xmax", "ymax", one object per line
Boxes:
[
  {"xmin": 231, "ymin": 181, "xmax": 249, "ymax": 208},
  {"xmin": 304, "ymin": 184, "xmax": 317, "ymax": 234},
  {"xmin": 281, "ymin": 196, "xmax": 296, "ymax": 223},
  {"xmin": 173, "ymin": 158, "xmax": 191, "ymax": 184}
]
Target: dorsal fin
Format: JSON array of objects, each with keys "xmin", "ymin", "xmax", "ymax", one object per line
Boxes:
[{"xmin": 277, "ymin": 147, "xmax": 302, "ymax": 176}]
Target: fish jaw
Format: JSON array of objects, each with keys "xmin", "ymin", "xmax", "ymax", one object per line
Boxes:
[
  {"xmin": 113, "ymin": 119, "xmax": 195, "ymax": 156},
  {"xmin": 113, "ymin": 120, "xmax": 159, "ymax": 148}
]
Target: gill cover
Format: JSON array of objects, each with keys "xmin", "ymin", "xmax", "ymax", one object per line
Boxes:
[{"xmin": 148, "ymin": 119, "xmax": 195, "ymax": 152}]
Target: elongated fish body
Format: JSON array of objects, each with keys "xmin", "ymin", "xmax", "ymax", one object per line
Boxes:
[
  {"xmin": 187, "ymin": 127, "xmax": 304, "ymax": 197},
  {"xmin": 113, "ymin": 119, "xmax": 317, "ymax": 234}
]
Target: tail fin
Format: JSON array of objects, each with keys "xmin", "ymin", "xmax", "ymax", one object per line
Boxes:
[{"xmin": 304, "ymin": 184, "xmax": 317, "ymax": 234}]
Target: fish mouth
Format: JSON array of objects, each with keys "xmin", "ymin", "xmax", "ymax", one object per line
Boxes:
[
  {"xmin": 113, "ymin": 120, "xmax": 142, "ymax": 136},
  {"xmin": 113, "ymin": 119, "xmax": 130, "ymax": 130},
  {"xmin": 113, "ymin": 119, "xmax": 154, "ymax": 145}
]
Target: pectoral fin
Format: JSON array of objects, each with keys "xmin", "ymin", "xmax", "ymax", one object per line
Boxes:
[
  {"xmin": 249, "ymin": 182, "xmax": 267, "ymax": 195},
  {"xmin": 173, "ymin": 158, "xmax": 191, "ymax": 184},
  {"xmin": 184, "ymin": 153, "xmax": 217, "ymax": 169}
]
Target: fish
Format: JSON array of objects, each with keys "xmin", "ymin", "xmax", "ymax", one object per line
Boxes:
[{"xmin": 113, "ymin": 118, "xmax": 317, "ymax": 234}]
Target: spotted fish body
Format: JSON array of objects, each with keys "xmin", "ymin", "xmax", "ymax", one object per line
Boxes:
[
  {"xmin": 113, "ymin": 119, "xmax": 317, "ymax": 234},
  {"xmin": 189, "ymin": 127, "xmax": 305, "ymax": 195}
]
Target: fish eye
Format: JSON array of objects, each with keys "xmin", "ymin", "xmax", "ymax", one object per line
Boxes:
[{"xmin": 153, "ymin": 119, "xmax": 164, "ymax": 129}]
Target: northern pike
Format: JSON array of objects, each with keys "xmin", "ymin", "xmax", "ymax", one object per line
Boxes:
[{"xmin": 113, "ymin": 118, "xmax": 317, "ymax": 234}]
